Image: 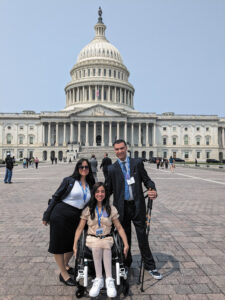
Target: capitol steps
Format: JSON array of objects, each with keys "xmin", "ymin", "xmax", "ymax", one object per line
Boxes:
[{"xmin": 77, "ymin": 146, "xmax": 117, "ymax": 161}]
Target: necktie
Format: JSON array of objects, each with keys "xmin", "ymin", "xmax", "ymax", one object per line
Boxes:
[{"xmin": 122, "ymin": 162, "xmax": 130, "ymax": 200}]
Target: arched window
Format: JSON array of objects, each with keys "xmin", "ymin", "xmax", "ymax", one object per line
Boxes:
[
  {"xmin": 29, "ymin": 135, "xmax": 34, "ymax": 144},
  {"xmin": 205, "ymin": 136, "xmax": 210, "ymax": 146},
  {"xmin": 19, "ymin": 135, "xmax": 24, "ymax": 145},
  {"xmin": 196, "ymin": 136, "xmax": 201, "ymax": 146},
  {"xmin": 172, "ymin": 136, "xmax": 177, "ymax": 145},
  {"xmin": 184, "ymin": 135, "xmax": 188, "ymax": 145},
  {"xmin": 6, "ymin": 134, "xmax": 12, "ymax": 144}
]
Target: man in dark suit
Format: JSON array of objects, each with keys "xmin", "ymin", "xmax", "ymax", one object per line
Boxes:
[
  {"xmin": 100, "ymin": 153, "xmax": 112, "ymax": 180},
  {"xmin": 106, "ymin": 139, "xmax": 162, "ymax": 280}
]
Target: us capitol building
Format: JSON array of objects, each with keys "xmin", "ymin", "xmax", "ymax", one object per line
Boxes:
[{"xmin": 1, "ymin": 9, "xmax": 225, "ymax": 162}]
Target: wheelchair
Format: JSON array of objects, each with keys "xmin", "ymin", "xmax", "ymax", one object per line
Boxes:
[{"xmin": 74, "ymin": 226, "xmax": 129, "ymax": 298}]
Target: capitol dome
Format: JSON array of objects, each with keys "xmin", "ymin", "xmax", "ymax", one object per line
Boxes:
[
  {"xmin": 64, "ymin": 8, "xmax": 135, "ymax": 111},
  {"xmin": 77, "ymin": 40, "xmax": 123, "ymax": 64}
]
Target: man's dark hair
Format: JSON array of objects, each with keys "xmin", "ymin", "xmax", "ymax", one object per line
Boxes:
[{"xmin": 113, "ymin": 139, "xmax": 127, "ymax": 147}]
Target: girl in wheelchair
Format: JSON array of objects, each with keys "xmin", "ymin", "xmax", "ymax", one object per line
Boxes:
[{"xmin": 73, "ymin": 182, "xmax": 129, "ymax": 298}]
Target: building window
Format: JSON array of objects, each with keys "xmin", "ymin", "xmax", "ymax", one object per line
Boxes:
[
  {"xmin": 7, "ymin": 126, "xmax": 11, "ymax": 130},
  {"xmin": 185, "ymin": 152, "xmax": 189, "ymax": 159},
  {"xmin": 92, "ymin": 87, "xmax": 95, "ymax": 100},
  {"xmin": 173, "ymin": 137, "xmax": 176, "ymax": 145},
  {"xmin": 19, "ymin": 150, "xmax": 23, "ymax": 158},
  {"xmin": 184, "ymin": 135, "xmax": 188, "ymax": 145},
  {"xmin": 29, "ymin": 136, "xmax": 34, "ymax": 144},
  {"xmin": 19, "ymin": 126, "xmax": 24, "ymax": 130},
  {"xmin": 98, "ymin": 69, "xmax": 101, "ymax": 76},
  {"xmin": 173, "ymin": 152, "xmax": 177, "ymax": 158},
  {"xmin": 114, "ymin": 70, "xmax": 116, "ymax": 78},
  {"xmin": 93, "ymin": 68, "xmax": 96, "ymax": 76},
  {"xmin": 173, "ymin": 127, "xmax": 176, "ymax": 131},
  {"xmin": 118, "ymin": 72, "xmax": 120, "ymax": 79},
  {"xmin": 196, "ymin": 137, "xmax": 200, "ymax": 146},
  {"xmin": 206, "ymin": 137, "xmax": 210, "ymax": 145},
  {"xmin": 163, "ymin": 152, "xmax": 167, "ymax": 158},
  {"xmin": 163, "ymin": 137, "xmax": 167, "ymax": 145},
  {"xmin": 87, "ymin": 88, "xmax": 89, "ymax": 101},
  {"xmin": 104, "ymin": 69, "xmax": 106, "ymax": 76},
  {"xmin": 7, "ymin": 134, "xmax": 12, "ymax": 144},
  {"xmin": 196, "ymin": 127, "xmax": 200, "ymax": 131},
  {"xmin": 206, "ymin": 152, "xmax": 210, "ymax": 159},
  {"xmin": 104, "ymin": 88, "xmax": 107, "ymax": 100},
  {"xmin": 88, "ymin": 69, "xmax": 90, "ymax": 76},
  {"xmin": 206, "ymin": 127, "xmax": 209, "ymax": 131},
  {"xmin": 109, "ymin": 69, "xmax": 111, "ymax": 77},
  {"xmin": 19, "ymin": 136, "xmax": 23, "ymax": 144},
  {"xmin": 79, "ymin": 71, "xmax": 81, "ymax": 78},
  {"xmin": 185, "ymin": 127, "xmax": 188, "ymax": 131},
  {"xmin": 83, "ymin": 69, "xmax": 85, "ymax": 77},
  {"xmin": 121, "ymin": 73, "xmax": 124, "ymax": 80},
  {"xmin": 163, "ymin": 127, "xmax": 167, "ymax": 131},
  {"xmin": 197, "ymin": 152, "xmax": 200, "ymax": 159},
  {"xmin": 30, "ymin": 126, "xmax": 34, "ymax": 130}
]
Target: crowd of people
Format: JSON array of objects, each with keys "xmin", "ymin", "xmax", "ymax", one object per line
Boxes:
[{"xmin": 42, "ymin": 140, "xmax": 162, "ymax": 298}]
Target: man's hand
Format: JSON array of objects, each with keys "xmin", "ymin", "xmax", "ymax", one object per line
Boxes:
[
  {"xmin": 147, "ymin": 189, "xmax": 157, "ymax": 199},
  {"xmin": 73, "ymin": 245, "xmax": 77, "ymax": 257},
  {"xmin": 42, "ymin": 220, "xmax": 48, "ymax": 226},
  {"xmin": 123, "ymin": 244, "xmax": 129, "ymax": 258}
]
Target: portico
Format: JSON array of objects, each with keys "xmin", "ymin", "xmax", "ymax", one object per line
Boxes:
[{"xmin": 41, "ymin": 119, "xmax": 157, "ymax": 147}]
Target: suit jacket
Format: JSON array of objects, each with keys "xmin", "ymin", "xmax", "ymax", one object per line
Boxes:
[
  {"xmin": 100, "ymin": 157, "xmax": 112, "ymax": 173},
  {"xmin": 90, "ymin": 158, "xmax": 98, "ymax": 173},
  {"xmin": 106, "ymin": 158, "xmax": 156, "ymax": 222},
  {"xmin": 42, "ymin": 176, "xmax": 76, "ymax": 221}
]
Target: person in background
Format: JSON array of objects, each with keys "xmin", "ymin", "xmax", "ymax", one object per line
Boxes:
[
  {"xmin": 4, "ymin": 153, "xmax": 14, "ymax": 184},
  {"xmin": 34, "ymin": 157, "xmax": 39, "ymax": 169},
  {"xmin": 42, "ymin": 158, "xmax": 95, "ymax": 286},
  {"xmin": 90, "ymin": 154, "xmax": 98, "ymax": 182},
  {"xmin": 100, "ymin": 153, "xmax": 112, "ymax": 180},
  {"xmin": 23, "ymin": 158, "xmax": 27, "ymax": 168}
]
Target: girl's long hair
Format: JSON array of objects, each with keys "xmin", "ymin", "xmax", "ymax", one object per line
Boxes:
[
  {"xmin": 71, "ymin": 158, "xmax": 95, "ymax": 188},
  {"xmin": 87, "ymin": 182, "xmax": 111, "ymax": 220}
]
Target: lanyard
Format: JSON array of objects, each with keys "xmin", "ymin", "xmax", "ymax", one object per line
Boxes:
[
  {"xmin": 79, "ymin": 182, "xmax": 88, "ymax": 202},
  {"xmin": 96, "ymin": 207, "xmax": 104, "ymax": 227}
]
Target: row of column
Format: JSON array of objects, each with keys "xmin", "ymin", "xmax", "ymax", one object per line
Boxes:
[
  {"xmin": 66, "ymin": 85, "xmax": 133, "ymax": 107},
  {"xmin": 222, "ymin": 127, "xmax": 225, "ymax": 147},
  {"xmin": 43, "ymin": 121, "xmax": 156, "ymax": 147}
]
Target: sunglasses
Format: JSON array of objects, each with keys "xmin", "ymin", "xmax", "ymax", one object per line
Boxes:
[{"xmin": 79, "ymin": 166, "xmax": 89, "ymax": 170}]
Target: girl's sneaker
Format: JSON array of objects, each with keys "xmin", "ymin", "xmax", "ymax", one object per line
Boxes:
[
  {"xmin": 105, "ymin": 277, "xmax": 117, "ymax": 298},
  {"xmin": 89, "ymin": 277, "xmax": 104, "ymax": 297}
]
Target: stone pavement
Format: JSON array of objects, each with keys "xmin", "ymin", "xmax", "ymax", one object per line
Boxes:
[{"xmin": 1, "ymin": 162, "xmax": 225, "ymax": 300}]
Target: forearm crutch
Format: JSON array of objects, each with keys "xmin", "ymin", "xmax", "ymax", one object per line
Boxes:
[{"xmin": 138, "ymin": 196, "xmax": 153, "ymax": 292}]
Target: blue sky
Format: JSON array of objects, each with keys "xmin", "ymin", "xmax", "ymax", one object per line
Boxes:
[{"xmin": 0, "ymin": 0, "xmax": 225, "ymax": 116}]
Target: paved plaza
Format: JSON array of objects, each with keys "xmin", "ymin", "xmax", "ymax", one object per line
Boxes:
[{"xmin": 1, "ymin": 162, "xmax": 225, "ymax": 300}]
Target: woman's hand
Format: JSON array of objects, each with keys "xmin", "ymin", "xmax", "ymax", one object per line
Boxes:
[
  {"xmin": 42, "ymin": 220, "xmax": 48, "ymax": 226},
  {"xmin": 123, "ymin": 244, "xmax": 129, "ymax": 258}
]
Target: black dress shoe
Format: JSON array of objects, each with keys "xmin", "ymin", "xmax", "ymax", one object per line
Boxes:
[
  {"xmin": 67, "ymin": 267, "xmax": 75, "ymax": 275},
  {"xmin": 59, "ymin": 273, "xmax": 76, "ymax": 286}
]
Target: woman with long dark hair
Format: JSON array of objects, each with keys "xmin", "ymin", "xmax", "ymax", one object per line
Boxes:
[
  {"xmin": 42, "ymin": 158, "xmax": 95, "ymax": 286},
  {"xmin": 73, "ymin": 182, "xmax": 129, "ymax": 298}
]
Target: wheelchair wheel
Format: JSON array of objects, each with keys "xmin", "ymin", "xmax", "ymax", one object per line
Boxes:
[
  {"xmin": 75, "ymin": 284, "xmax": 86, "ymax": 298},
  {"xmin": 122, "ymin": 278, "xmax": 129, "ymax": 296}
]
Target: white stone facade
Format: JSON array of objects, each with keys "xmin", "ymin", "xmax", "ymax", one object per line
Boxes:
[{"xmin": 1, "ymin": 12, "xmax": 225, "ymax": 162}]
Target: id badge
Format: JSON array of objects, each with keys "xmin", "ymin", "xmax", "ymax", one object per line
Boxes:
[
  {"xmin": 96, "ymin": 227, "xmax": 103, "ymax": 236},
  {"xmin": 127, "ymin": 176, "xmax": 135, "ymax": 185}
]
